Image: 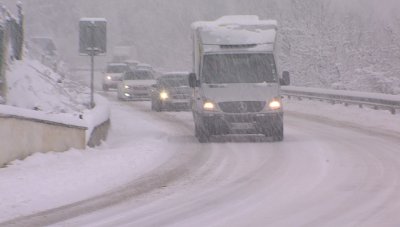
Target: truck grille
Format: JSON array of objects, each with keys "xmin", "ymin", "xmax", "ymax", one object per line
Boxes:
[
  {"xmin": 218, "ymin": 101, "xmax": 266, "ymax": 113},
  {"xmin": 131, "ymin": 86, "xmax": 147, "ymax": 91},
  {"xmin": 172, "ymin": 94, "xmax": 190, "ymax": 100}
]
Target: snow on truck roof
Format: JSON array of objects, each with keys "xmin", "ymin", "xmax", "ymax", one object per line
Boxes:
[{"xmin": 192, "ymin": 15, "xmax": 277, "ymax": 45}]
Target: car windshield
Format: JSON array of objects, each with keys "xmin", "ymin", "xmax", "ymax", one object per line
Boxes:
[
  {"xmin": 202, "ymin": 53, "xmax": 277, "ymax": 84},
  {"xmin": 159, "ymin": 75, "xmax": 189, "ymax": 87},
  {"xmin": 124, "ymin": 71, "xmax": 154, "ymax": 80},
  {"xmin": 107, "ymin": 65, "xmax": 127, "ymax": 73}
]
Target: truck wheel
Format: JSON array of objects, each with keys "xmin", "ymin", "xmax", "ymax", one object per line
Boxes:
[
  {"xmin": 195, "ymin": 123, "xmax": 210, "ymax": 143},
  {"xmin": 271, "ymin": 122, "xmax": 284, "ymax": 142},
  {"xmin": 152, "ymin": 101, "xmax": 162, "ymax": 112},
  {"xmin": 102, "ymin": 85, "xmax": 109, "ymax": 91},
  {"xmin": 117, "ymin": 94, "xmax": 125, "ymax": 101}
]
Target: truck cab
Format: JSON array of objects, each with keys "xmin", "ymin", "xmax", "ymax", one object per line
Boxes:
[{"xmin": 189, "ymin": 15, "xmax": 290, "ymax": 142}]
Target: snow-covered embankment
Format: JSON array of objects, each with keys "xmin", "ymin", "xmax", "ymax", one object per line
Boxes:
[{"xmin": 0, "ymin": 58, "xmax": 110, "ymax": 167}]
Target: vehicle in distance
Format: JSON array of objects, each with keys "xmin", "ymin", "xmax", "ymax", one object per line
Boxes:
[
  {"xmin": 117, "ymin": 69, "xmax": 156, "ymax": 101},
  {"xmin": 102, "ymin": 63, "xmax": 130, "ymax": 91},
  {"xmin": 189, "ymin": 15, "xmax": 290, "ymax": 142},
  {"xmin": 151, "ymin": 72, "xmax": 191, "ymax": 112},
  {"xmin": 136, "ymin": 63, "xmax": 153, "ymax": 71},
  {"xmin": 124, "ymin": 60, "xmax": 140, "ymax": 71}
]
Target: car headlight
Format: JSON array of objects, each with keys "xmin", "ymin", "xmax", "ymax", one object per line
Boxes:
[
  {"xmin": 159, "ymin": 91, "xmax": 169, "ymax": 100},
  {"xmin": 124, "ymin": 85, "xmax": 130, "ymax": 89},
  {"xmin": 269, "ymin": 100, "xmax": 281, "ymax": 110},
  {"xmin": 203, "ymin": 101, "xmax": 216, "ymax": 111},
  {"xmin": 124, "ymin": 93, "xmax": 131, "ymax": 97},
  {"xmin": 106, "ymin": 76, "xmax": 112, "ymax": 80}
]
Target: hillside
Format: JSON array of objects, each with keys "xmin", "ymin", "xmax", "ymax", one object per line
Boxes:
[{"xmin": 6, "ymin": 57, "xmax": 89, "ymax": 113}]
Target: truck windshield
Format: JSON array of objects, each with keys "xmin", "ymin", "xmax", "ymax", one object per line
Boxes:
[{"xmin": 202, "ymin": 53, "xmax": 277, "ymax": 84}]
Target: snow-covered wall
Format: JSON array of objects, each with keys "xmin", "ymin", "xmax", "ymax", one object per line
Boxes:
[
  {"xmin": 0, "ymin": 115, "xmax": 86, "ymax": 167},
  {"xmin": 0, "ymin": 58, "xmax": 111, "ymax": 166},
  {"xmin": 0, "ymin": 96, "xmax": 111, "ymax": 167}
]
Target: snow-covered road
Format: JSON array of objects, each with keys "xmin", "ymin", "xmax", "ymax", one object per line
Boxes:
[{"xmin": 2, "ymin": 94, "xmax": 400, "ymax": 227}]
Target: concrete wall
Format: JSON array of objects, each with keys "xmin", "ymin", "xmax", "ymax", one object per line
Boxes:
[
  {"xmin": 0, "ymin": 115, "xmax": 86, "ymax": 167},
  {"xmin": 87, "ymin": 119, "xmax": 110, "ymax": 148}
]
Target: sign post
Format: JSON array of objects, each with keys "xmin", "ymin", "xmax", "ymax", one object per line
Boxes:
[{"xmin": 79, "ymin": 18, "xmax": 107, "ymax": 108}]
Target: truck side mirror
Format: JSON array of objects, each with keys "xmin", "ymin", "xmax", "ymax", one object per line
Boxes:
[
  {"xmin": 188, "ymin": 73, "xmax": 198, "ymax": 88},
  {"xmin": 280, "ymin": 71, "xmax": 290, "ymax": 86}
]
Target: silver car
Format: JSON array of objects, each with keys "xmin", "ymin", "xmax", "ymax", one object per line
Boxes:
[{"xmin": 117, "ymin": 69, "xmax": 156, "ymax": 101}]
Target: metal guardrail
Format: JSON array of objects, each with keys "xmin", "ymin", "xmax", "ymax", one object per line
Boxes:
[{"xmin": 281, "ymin": 86, "xmax": 400, "ymax": 115}]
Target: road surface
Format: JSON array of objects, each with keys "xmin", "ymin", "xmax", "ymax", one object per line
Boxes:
[{"xmin": 3, "ymin": 94, "xmax": 400, "ymax": 227}]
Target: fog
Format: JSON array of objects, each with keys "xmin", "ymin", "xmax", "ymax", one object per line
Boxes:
[{"xmin": 3, "ymin": 0, "xmax": 400, "ymax": 93}]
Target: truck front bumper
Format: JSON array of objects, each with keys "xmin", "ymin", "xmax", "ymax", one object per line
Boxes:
[{"xmin": 197, "ymin": 112, "xmax": 283, "ymax": 135}]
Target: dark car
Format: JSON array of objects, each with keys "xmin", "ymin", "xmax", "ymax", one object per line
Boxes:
[{"xmin": 151, "ymin": 72, "xmax": 191, "ymax": 112}]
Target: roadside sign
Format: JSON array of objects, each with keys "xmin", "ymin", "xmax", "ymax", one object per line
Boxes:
[
  {"xmin": 79, "ymin": 18, "xmax": 107, "ymax": 56},
  {"xmin": 79, "ymin": 17, "xmax": 107, "ymax": 109}
]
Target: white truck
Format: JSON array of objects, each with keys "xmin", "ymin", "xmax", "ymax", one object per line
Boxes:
[{"xmin": 188, "ymin": 15, "xmax": 290, "ymax": 142}]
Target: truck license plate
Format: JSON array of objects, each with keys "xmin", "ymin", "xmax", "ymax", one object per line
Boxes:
[{"xmin": 230, "ymin": 122, "xmax": 255, "ymax": 130}]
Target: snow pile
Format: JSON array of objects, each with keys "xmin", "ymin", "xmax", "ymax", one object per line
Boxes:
[{"xmin": 83, "ymin": 94, "xmax": 111, "ymax": 142}]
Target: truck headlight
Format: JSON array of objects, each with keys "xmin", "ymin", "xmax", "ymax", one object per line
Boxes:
[
  {"xmin": 160, "ymin": 91, "xmax": 169, "ymax": 100},
  {"xmin": 124, "ymin": 93, "xmax": 131, "ymax": 97},
  {"xmin": 124, "ymin": 85, "xmax": 130, "ymax": 89},
  {"xmin": 106, "ymin": 76, "xmax": 112, "ymax": 80},
  {"xmin": 203, "ymin": 101, "xmax": 216, "ymax": 110},
  {"xmin": 269, "ymin": 100, "xmax": 281, "ymax": 110}
]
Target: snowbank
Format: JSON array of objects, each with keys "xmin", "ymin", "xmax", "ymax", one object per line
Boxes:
[{"xmin": 84, "ymin": 94, "xmax": 111, "ymax": 145}]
